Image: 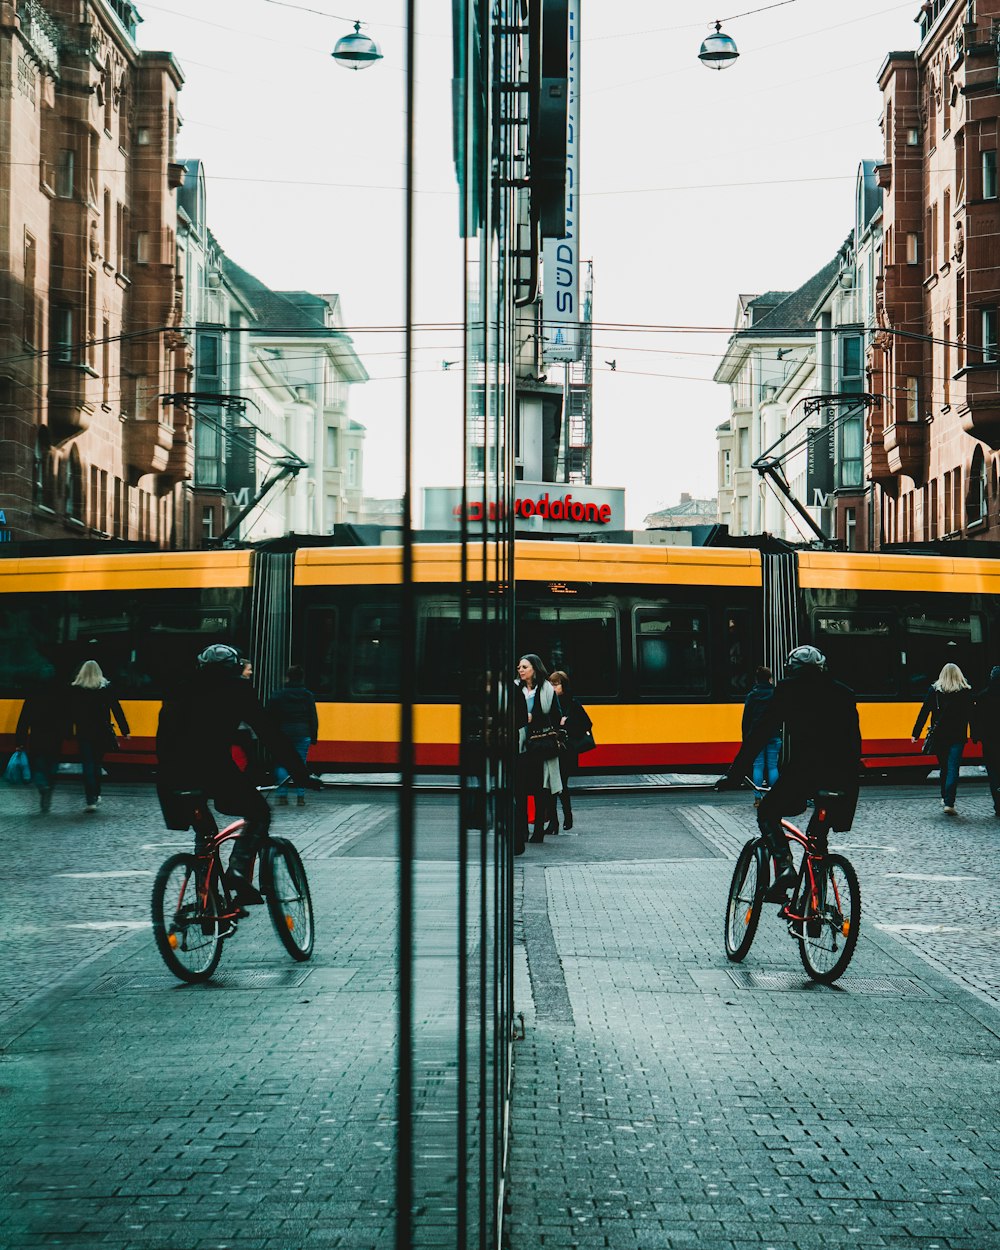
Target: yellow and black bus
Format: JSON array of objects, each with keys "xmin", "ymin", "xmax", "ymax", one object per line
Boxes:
[{"xmin": 0, "ymin": 538, "xmax": 995, "ymax": 775}]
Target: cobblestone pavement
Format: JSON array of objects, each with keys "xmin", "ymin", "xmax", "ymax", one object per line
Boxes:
[
  {"xmin": 508, "ymin": 782, "xmax": 1000, "ymax": 1249},
  {"xmin": 2, "ymin": 780, "xmax": 1000, "ymax": 1247}
]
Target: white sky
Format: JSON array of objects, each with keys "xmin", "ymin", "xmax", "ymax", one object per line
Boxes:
[{"xmin": 136, "ymin": 0, "xmax": 921, "ymax": 527}]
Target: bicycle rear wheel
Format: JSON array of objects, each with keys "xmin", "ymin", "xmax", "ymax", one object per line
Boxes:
[
  {"xmin": 797, "ymin": 853, "xmax": 860, "ymax": 984},
  {"xmin": 264, "ymin": 839, "xmax": 314, "ymax": 961},
  {"xmin": 151, "ymin": 853, "xmax": 224, "ymax": 983},
  {"xmin": 724, "ymin": 839, "xmax": 766, "ymax": 962}
]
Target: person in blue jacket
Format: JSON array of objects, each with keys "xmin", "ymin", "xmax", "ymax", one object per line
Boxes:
[
  {"xmin": 743, "ymin": 666, "xmax": 781, "ymax": 793},
  {"xmin": 267, "ymin": 664, "xmax": 319, "ymax": 806}
]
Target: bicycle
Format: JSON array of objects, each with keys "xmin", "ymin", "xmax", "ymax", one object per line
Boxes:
[
  {"xmin": 151, "ymin": 784, "xmax": 315, "ymax": 983},
  {"xmin": 723, "ymin": 780, "xmax": 861, "ymax": 984}
]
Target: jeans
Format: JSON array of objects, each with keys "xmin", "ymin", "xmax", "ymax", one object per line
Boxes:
[
  {"xmin": 938, "ymin": 740, "xmax": 964, "ymax": 807},
  {"xmin": 752, "ymin": 736, "xmax": 782, "ymax": 789},
  {"xmin": 78, "ymin": 739, "xmax": 103, "ymax": 805},
  {"xmin": 30, "ymin": 751, "xmax": 57, "ymax": 795},
  {"xmin": 275, "ymin": 737, "xmax": 311, "ymax": 799}
]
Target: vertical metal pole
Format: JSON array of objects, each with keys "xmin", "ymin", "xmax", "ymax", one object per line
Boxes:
[{"xmin": 396, "ymin": 2, "xmax": 416, "ymax": 1247}]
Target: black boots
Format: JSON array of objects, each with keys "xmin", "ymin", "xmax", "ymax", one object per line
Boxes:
[
  {"xmin": 762, "ymin": 831, "xmax": 796, "ymax": 902},
  {"xmin": 227, "ymin": 845, "xmax": 264, "ymax": 905}
]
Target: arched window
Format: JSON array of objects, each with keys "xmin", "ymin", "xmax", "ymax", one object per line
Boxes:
[{"xmin": 966, "ymin": 445, "xmax": 987, "ymax": 527}]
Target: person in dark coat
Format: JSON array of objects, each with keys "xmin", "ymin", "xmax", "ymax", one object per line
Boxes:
[
  {"xmin": 549, "ymin": 670, "xmax": 592, "ymax": 833},
  {"xmin": 15, "ymin": 671, "xmax": 68, "ymax": 813},
  {"xmin": 912, "ymin": 661, "xmax": 974, "ymax": 815},
  {"xmin": 516, "ymin": 653, "xmax": 563, "ymax": 842},
  {"xmin": 743, "ymin": 665, "xmax": 781, "ymax": 793},
  {"xmin": 719, "ymin": 646, "xmax": 861, "ymax": 901},
  {"xmin": 972, "ymin": 665, "xmax": 1000, "ymax": 816},
  {"xmin": 70, "ymin": 660, "xmax": 130, "ymax": 812},
  {"xmin": 267, "ymin": 665, "xmax": 319, "ymax": 806},
  {"xmin": 156, "ymin": 645, "xmax": 315, "ymax": 905}
]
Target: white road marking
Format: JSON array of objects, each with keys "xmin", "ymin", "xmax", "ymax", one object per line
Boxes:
[
  {"xmin": 64, "ymin": 920, "xmax": 148, "ymax": 931},
  {"xmin": 55, "ymin": 870, "xmax": 153, "ymax": 879},
  {"xmin": 875, "ymin": 923, "xmax": 966, "ymax": 934},
  {"xmin": 885, "ymin": 872, "xmax": 975, "ymax": 883}
]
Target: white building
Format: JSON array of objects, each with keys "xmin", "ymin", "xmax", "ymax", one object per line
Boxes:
[
  {"xmin": 176, "ymin": 160, "xmax": 368, "ymax": 542},
  {"xmin": 714, "ymin": 261, "xmax": 838, "ymax": 541}
]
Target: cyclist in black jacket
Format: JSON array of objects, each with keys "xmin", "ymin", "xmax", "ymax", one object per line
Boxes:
[
  {"xmin": 156, "ymin": 645, "xmax": 316, "ymax": 905},
  {"xmin": 718, "ymin": 646, "xmax": 862, "ymax": 901}
]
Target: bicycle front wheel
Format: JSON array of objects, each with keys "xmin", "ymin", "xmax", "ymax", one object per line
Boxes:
[
  {"xmin": 725, "ymin": 839, "xmax": 766, "ymax": 962},
  {"xmin": 798, "ymin": 853, "xmax": 860, "ymax": 984},
  {"xmin": 151, "ymin": 853, "xmax": 224, "ymax": 983},
  {"xmin": 264, "ymin": 839, "xmax": 314, "ymax": 961}
]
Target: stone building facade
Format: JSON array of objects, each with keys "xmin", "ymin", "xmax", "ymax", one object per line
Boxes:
[
  {"xmin": 0, "ymin": 0, "xmax": 191, "ymax": 546},
  {"xmin": 870, "ymin": 0, "xmax": 1000, "ymax": 544}
]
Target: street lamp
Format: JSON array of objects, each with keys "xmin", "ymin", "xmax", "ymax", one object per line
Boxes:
[
  {"xmin": 698, "ymin": 21, "xmax": 739, "ymax": 70},
  {"xmin": 332, "ymin": 20, "xmax": 383, "ymax": 70}
]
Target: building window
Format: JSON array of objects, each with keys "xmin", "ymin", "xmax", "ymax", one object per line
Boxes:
[
  {"xmin": 325, "ymin": 426, "xmax": 339, "ymax": 468},
  {"xmin": 844, "ymin": 507, "xmax": 857, "ymax": 551},
  {"xmin": 196, "ymin": 331, "xmax": 222, "ymax": 393},
  {"xmin": 983, "ymin": 149, "xmax": 997, "ymax": 200},
  {"xmin": 64, "ymin": 448, "xmax": 83, "ymax": 522},
  {"xmin": 967, "ymin": 446, "xmax": 987, "ymax": 526},
  {"xmin": 56, "ymin": 148, "xmax": 74, "ymax": 198},
  {"xmin": 956, "ymin": 133, "xmax": 965, "ymax": 202},
  {"xmin": 904, "ymin": 376, "xmax": 920, "ymax": 422},
  {"xmin": 347, "ymin": 448, "xmax": 360, "ymax": 488},
  {"xmin": 137, "ymin": 127, "xmax": 151, "ymax": 145},
  {"xmin": 195, "ymin": 416, "xmax": 222, "ymax": 486},
  {"xmin": 956, "ymin": 270, "xmax": 965, "ymax": 366},
  {"xmin": 943, "ymin": 319, "xmax": 951, "ymax": 407},
  {"xmin": 23, "ymin": 232, "xmax": 36, "ymax": 347},
  {"xmin": 943, "ymin": 190, "xmax": 950, "ymax": 262},
  {"xmin": 906, "ymin": 233, "xmax": 919, "ymax": 265},
  {"xmin": 928, "ymin": 479, "xmax": 938, "ymax": 540},
  {"xmin": 840, "ymin": 334, "xmax": 863, "ymax": 393},
  {"xmin": 982, "ymin": 308, "xmax": 998, "ymax": 363},
  {"xmin": 102, "ymin": 317, "xmax": 111, "ymax": 405},
  {"xmin": 326, "ymin": 494, "xmax": 337, "ymax": 529},
  {"xmin": 86, "ymin": 269, "xmax": 97, "ymax": 368},
  {"xmin": 839, "ymin": 414, "xmax": 863, "ymax": 488},
  {"xmin": 722, "ymin": 448, "xmax": 731, "ymax": 487},
  {"xmin": 116, "ymin": 203, "xmax": 127, "ymax": 274},
  {"xmin": 737, "ymin": 426, "xmax": 749, "ymax": 467},
  {"xmin": 53, "ymin": 306, "xmax": 74, "ymax": 364},
  {"xmin": 103, "ymin": 188, "xmax": 112, "ymax": 260},
  {"xmin": 103, "ymin": 58, "xmax": 113, "ymax": 133},
  {"xmin": 135, "ymin": 232, "xmax": 153, "ymax": 264},
  {"xmin": 738, "ymin": 495, "xmax": 750, "ymax": 534},
  {"xmin": 202, "ymin": 506, "xmax": 215, "ymax": 541}
]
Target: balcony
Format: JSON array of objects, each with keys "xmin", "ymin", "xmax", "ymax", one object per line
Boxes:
[
  {"xmin": 957, "ymin": 366, "xmax": 1000, "ymax": 448},
  {"xmin": 882, "ymin": 419, "xmax": 928, "ymax": 479}
]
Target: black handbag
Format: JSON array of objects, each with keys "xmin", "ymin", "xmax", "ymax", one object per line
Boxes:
[
  {"xmin": 527, "ymin": 727, "xmax": 566, "ymax": 760},
  {"xmin": 568, "ymin": 729, "xmax": 596, "ymax": 754},
  {"xmin": 921, "ymin": 726, "xmax": 939, "ymax": 756}
]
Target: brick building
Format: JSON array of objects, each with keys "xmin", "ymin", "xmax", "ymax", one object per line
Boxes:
[
  {"xmin": 0, "ymin": 0, "xmax": 191, "ymax": 546},
  {"xmin": 870, "ymin": 0, "xmax": 1000, "ymax": 544}
]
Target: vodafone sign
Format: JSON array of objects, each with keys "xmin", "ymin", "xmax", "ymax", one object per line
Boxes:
[{"xmin": 423, "ymin": 483, "xmax": 626, "ymax": 531}]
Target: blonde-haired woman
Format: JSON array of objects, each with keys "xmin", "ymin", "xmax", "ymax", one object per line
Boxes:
[
  {"xmin": 911, "ymin": 661, "xmax": 973, "ymax": 814},
  {"xmin": 70, "ymin": 660, "xmax": 129, "ymax": 812}
]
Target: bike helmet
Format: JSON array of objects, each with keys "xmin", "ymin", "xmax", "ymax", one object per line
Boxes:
[
  {"xmin": 197, "ymin": 643, "xmax": 244, "ymax": 672},
  {"xmin": 786, "ymin": 644, "xmax": 827, "ymax": 671}
]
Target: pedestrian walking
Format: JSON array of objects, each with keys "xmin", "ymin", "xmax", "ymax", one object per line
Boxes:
[
  {"xmin": 516, "ymin": 653, "xmax": 563, "ymax": 843},
  {"xmin": 70, "ymin": 660, "xmax": 130, "ymax": 812},
  {"xmin": 14, "ymin": 670, "xmax": 68, "ymax": 813},
  {"xmin": 266, "ymin": 664, "xmax": 319, "ymax": 806},
  {"xmin": 549, "ymin": 670, "xmax": 592, "ymax": 833},
  {"xmin": 743, "ymin": 666, "xmax": 781, "ymax": 796},
  {"xmin": 972, "ymin": 664, "xmax": 1000, "ymax": 816},
  {"xmin": 911, "ymin": 661, "xmax": 973, "ymax": 815}
]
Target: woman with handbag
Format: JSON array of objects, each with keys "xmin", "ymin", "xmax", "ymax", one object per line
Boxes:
[
  {"xmin": 70, "ymin": 660, "xmax": 130, "ymax": 812},
  {"xmin": 549, "ymin": 670, "xmax": 593, "ymax": 834},
  {"xmin": 15, "ymin": 671, "xmax": 68, "ymax": 813},
  {"xmin": 516, "ymin": 654, "xmax": 563, "ymax": 843},
  {"xmin": 911, "ymin": 661, "xmax": 973, "ymax": 814}
]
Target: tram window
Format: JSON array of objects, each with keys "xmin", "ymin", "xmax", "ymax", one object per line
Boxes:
[
  {"xmin": 518, "ymin": 605, "xmax": 619, "ymax": 696},
  {"xmin": 350, "ymin": 604, "xmax": 401, "ymax": 697},
  {"xmin": 417, "ymin": 602, "xmax": 485, "ymax": 699},
  {"xmin": 813, "ymin": 613, "xmax": 897, "ymax": 695},
  {"xmin": 724, "ymin": 610, "xmax": 754, "ymax": 698},
  {"xmin": 634, "ymin": 608, "xmax": 709, "ymax": 696},
  {"xmin": 0, "ymin": 603, "xmax": 59, "ymax": 694},
  {"xmin": 137, "ymin": 606, "xmax": 235, "ymax": 692},
  {"xmin": 902, "ymin": 611, "xmax": 985, "ymax": 694},
  {"xmin": 304, "ymin": 607, "xmax": 338, "ymax": 698}
]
